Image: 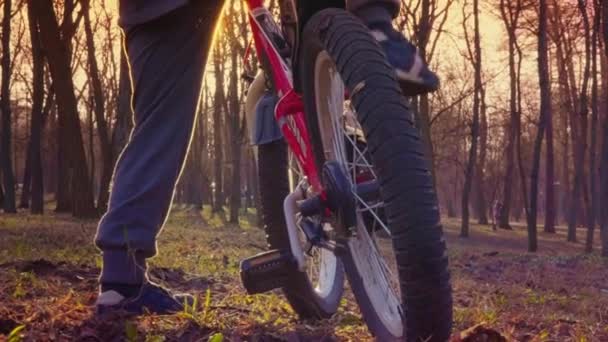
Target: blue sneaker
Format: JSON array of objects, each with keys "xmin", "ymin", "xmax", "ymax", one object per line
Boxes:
[
  {"xmin": 368, "ymin": 22, "xmax": 440, "ymax": 96},
  {"xmin": 95, "ymin": 282, "xmax": 194, "ymax": 315}
]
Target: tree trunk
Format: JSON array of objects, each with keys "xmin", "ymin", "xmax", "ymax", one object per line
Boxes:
[
  {"xmin": 417, "ymin": 95, "xmax": 435, "ymax": 184},
  {"xmin": 193, "ymin": 134, "xmax": 205, "ymax": 209},
  {"xmin": 200, "ymin": 85, "xmax": 212, "ymax": 206},
  {"xmin": 527, "ymin": 124, "xmax": 543, "ymax": 253},
  {"xmin": 83, "ymin": 0, "xmax": 113, "ymax": 212},
  {"xmin": 544, "ymin": 103, "xmax": 556, "ymax": 232},
  {"xmin": 413, "ymin": 0, "xmax": 437, "ymax": 184},
  {"xmin": 543, "ymin": 1, "xmax": 557, "ymax": 233},
  {"xmin": 460, "ymin": 0, "xmax": 482, "ymax": 238},
  {"xmin": 1, "ymin": 0, "xmax": 17, "ymax": 213},
  {"xmin": 529, "ymin": 0, "xmax": 553, "ymax": 252},
  {"xmin": 51, "ymin": 0, "xmax": 77, "ymax": 213},
  {"xmin": 498, "ymin": 53, "xmax": 516, "ymax": 229},
  {"xmin": 568, "ymin": 0, "xmax": 593, "ymax": 243},
  {"xmin": 0, "ymin": 179, "xmax": 4, "ymax": 206},
  {"xmin": 599, "ymin": 0, "xmax": 608, "ymax": 256},
  {"xmin": 87, "ymin": 93, "xmax": 95, "ymax": 194},
  {"xmin": 20, "ymin": 145, "xmax": 32, "ymax": 208},
  {"xmin": 43, "ymin": 92, "xmax": 57, "ymax": 196},
  {"xmin": 212, "ymin": 46, "xmax": 225, "ymax": 214},
  {"xmin": 474, "ymin": 85, "xmax": 489, "ymax": 225},
  {"xmin": 182, "ymin": 116, "xmax": 204, "ymax": 208},
  {"xmin": 33, "ymin": 0, "xmax": 97, "ymax": 218},
  {"xmin": 550, "ymin": 3, "xmax": 575, "ymax": 225},
  {"xmin": 228, "ymin": 129, "xmax": 241, "ymax": 224},
  {"xmin": 55, "ymin": 121, "xmax": 72, "ymax": 212},
  {"xmin": 512, "ymin": 8, "xmax": 525, "ymax": 225},
  {"xmin": 186, "ymin": 99, "xmax": 208, "ymax": 209},
  {"xmin": 229, "ymin": 140, "xmax": 242, "ymax": 223},
  {"xmin": 561, "ymin": 104, "xmax": 570, "ymax": 224},
  {"xmin": 227, "ymin": 21, "xmax": 245, "ymax": 224},
  {"xmin": 586, "ymin": 0, "xmax": 601, "ymax": 253},
  {"xmin": 243, "ymin": 148, "xmax": 252, "ymax": 209},
  {"xmin": 498, "ymin": 0, "xmax": 522, "ymax": 230}
]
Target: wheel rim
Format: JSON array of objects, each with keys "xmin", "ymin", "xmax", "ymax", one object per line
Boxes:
[
  {"xmin": 305, "ymin": 234, "xmax": 338, "ymax": 298},
  {"xmin": 287, "ymin": 149, "xmax": 339, "ymax": 299},
  {"xmin": 313, "ymin": 51, "xmax": 403, "ymax": 337}
]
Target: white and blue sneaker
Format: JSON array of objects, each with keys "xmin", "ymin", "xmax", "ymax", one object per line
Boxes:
[
  {"xmin": 95, "ymin": 282, "xmax": 194, "ymax": 315},
  {"xmin": 368, "ymin": 22, "xmax": 440, "ymax": 96}
]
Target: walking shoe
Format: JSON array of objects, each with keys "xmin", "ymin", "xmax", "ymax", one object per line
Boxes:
[
  {"xmin": 95, "ymin": 282, "xmax": 194, "ymax": 315},
  {"xmin": 368, "ymin": 22, "xmax": 440, "ymax": 96}
]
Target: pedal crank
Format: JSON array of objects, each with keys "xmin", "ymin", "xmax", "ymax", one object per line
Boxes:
[
  {"xmin": 298, "ymin": 161, "xmax": 360, "ymax": 236},
  {"xmin": 240, "ymin": 163, "xmax": 359, "ymax": 295}
]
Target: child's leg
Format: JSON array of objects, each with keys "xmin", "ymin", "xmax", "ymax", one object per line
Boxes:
[
  {"xmin": 95, "ymin": 0, "xmax": 223, "ymax": 301},
  {"xmin": 346, "ymin": 0, "xmax": 440, "ymax": 95},
  {"xmin": 347, "ymin": 0, "xmax": 399, "ymax": 23}
]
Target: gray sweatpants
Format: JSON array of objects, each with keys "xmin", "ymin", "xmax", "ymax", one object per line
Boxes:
[{"xmin": 95, "ymin": 0, "xmax": 400, "ymax": 285}]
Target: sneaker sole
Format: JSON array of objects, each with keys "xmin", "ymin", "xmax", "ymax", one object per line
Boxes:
[{"xmin": 399, "ymin": 78, "xmax": 439, "ymax": 96}]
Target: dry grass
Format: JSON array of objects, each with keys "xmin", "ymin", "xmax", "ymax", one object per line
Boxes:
[{"xmin": 0, "ymin": 209, "xmax": 606, "ymax": 341}]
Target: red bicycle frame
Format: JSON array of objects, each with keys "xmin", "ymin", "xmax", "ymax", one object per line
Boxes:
[{"xmin": 244, "ymin": 0, "xmax": 321, "ymax": 190}]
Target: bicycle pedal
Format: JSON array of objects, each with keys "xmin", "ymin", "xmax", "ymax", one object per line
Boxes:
[{"xmin": 240, "ymin": 249, "xmax": 299, "ymax": 295}]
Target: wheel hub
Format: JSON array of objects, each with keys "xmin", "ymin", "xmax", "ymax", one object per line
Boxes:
[{"xmin": 298, "ymin": 161, "xmax": 358, "ymax": 237}]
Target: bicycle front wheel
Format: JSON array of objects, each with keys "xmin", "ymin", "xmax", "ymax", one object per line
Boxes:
[{"xmin": 299, "ymin": 9, "xmax": 452, "ymax": 341}]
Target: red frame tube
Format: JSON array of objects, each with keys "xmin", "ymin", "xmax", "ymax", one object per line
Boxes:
[{"xmin": 245, "ymin": 0, "xmax": 321, "ymax": 189}]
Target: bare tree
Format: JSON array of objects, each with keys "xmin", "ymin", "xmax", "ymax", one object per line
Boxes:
[
  {"xmin": 543, "ymin": 1, "xmax": 557, "ymax": 234},
  {"xmin": 586, "ymin": 0, "xmax": 601, "ymax": 252},
  {"xmin": 24, "ymin": 0, "xmax": 45, "ymax": 214},
  {"xmin": 460, "ymin": 0, "xmax": 482, "ymax": 237},
  {"xmin": 400, "ymin": 0, "xmax": 455, "ymax": 182},
  {"xmin": 1, "ymin": 0, "xmax": 17, "ymax": 213},
  {"xmin": 226, "ymin": 2, "xmax": 247, "ymax": 224},
  {"xmin": 599, "ymin": 0, "xmax": 608, "ymax": 256},
  {"xmin": 83, "ymin": 0, "xmax": 112, "ymax": 212},
  {"xmin": 32, "ymin": 0, "xmax": 96, "ymax": 218},
  {"xmin": 549, "ymin": 0, "xmax": 579, "ymax": 224},
  {"xmin": 526, "ymin": 0, "xmax": 554, "ymax": 252},
  {"xmin": 212, "ymin": 42, "xmax": 225, "ymax": 215},
  {"xmin": 474, "ymin": 81, "xmax": 489, "ymax": 225},
  {"xmin": 497, "ymin": 0, "xmax": 524, "ymax": 230},
  {"xmin": 567, "ymin": 0, "xmax": 592, "ymax": 242}
]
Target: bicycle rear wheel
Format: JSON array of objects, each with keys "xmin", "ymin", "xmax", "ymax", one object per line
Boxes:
[
  {"xmin": 299, "ymin": 9, "xmax": 452, "ymax": 341},
  {"xmin": 258, "ymin": 140, "xmax": 344, "ymax": 318}
]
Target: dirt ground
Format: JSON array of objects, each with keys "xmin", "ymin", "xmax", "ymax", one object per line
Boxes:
[{"xmin": 0, "ymin": 208, "xmax": 607, "ymax": 341}]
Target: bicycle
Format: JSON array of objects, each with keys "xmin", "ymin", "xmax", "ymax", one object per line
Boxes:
[{"xmin": 239, "ymin": 1, "xmax": 452, "ymax": 340}]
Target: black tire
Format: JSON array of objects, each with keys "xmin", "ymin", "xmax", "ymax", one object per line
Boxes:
[
  {"xmin": 299, "ymin": 9, "xmax": 452, "ymax": 341},
  {"xmin": 257, "ymin": 140, "xmax": 344, "ymax": 319}
]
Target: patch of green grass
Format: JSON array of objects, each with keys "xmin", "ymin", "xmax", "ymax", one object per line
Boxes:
[
  {"xmin": 492, "ymin": 292, "xmax": 508, "ymax": 310},
  {"xmin": 145, "ymin": 335, "xmax": 165, "ymax": 342},
  {"xmin": 525, "ymin": 289, "xmax": 547, "ymax": 306},
  {"xmin": 12, "ymin": 272, "xmax": 38, "ymax": 299},
  {"xmin": 204, "ymin": 212, "xmax": 226, "ymax": 229},
  {"xmin": 125, "ymin": 321, "xmax": 138, "ymax": 342},
  {"xmin": 7, "ymin": 324, "xmax": 25, "ymax": 342},
  {"xmin": 453, "ymin": 302, "xmax": 500, "ymax": 327},
  {"xmin": 208, "ymin": 332, "xmax": 224, "ymax": 342}
]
